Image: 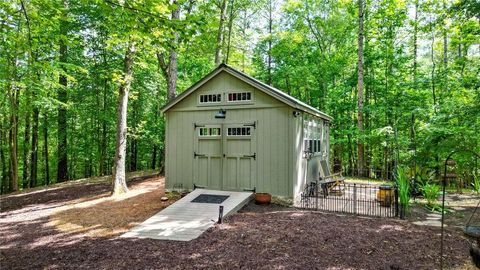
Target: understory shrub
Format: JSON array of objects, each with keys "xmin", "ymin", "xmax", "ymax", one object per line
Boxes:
[
  {"xmin": 397, "ymin": 167, "xmax": 410, "ymax": 218},
  {"xmin": 472, "ymin": 173, "xmax": 480, "ymax": 194},
  {"xmin": 422, "ymin": 182, "xmax": 440, "ymax": 209}
]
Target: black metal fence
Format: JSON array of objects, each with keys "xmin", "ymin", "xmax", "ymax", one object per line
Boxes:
[{"xmin": 299, "ymin": 181, "xmax": 399, "ymax": 218}]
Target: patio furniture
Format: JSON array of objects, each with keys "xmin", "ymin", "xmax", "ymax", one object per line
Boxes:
[{"xmin": 318, "ymin": 160, "xmax": 345, "ymax": 196}]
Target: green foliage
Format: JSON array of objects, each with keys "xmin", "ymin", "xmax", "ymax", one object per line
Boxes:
[
  {"xmin": 396, "ymin": 167, "xmax": 410, "ymax": 207},
  {"xmin": 472, "ymin": 173, "xmax": 480, "ymax": 194},
  {"xmin": 421, "ymin": 182, "xmax": 440, "ymax": 208},
  {"xmin": 0, "ymin": 0, "xmax": 479, "ymax": 194}
]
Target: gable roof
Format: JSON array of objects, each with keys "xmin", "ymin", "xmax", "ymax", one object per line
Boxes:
[{"xmin": 160, "ymin": 64, "xmax": 333, "ymax": 121}]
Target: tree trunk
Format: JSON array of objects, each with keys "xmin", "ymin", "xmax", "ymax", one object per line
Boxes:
[
  {"xmin": 431, "ymin": 31, "xmax": 437, "ymax": 111},
  {"xmin": 225, "ymin": 0, "xmax": 235, "ymax": 64},
  {"xmin": 23, "ymin": 102, "xmax": 31, "ymax": 188},
  {"xmin": 151, "ymin": 83, "xmax": 160, "ymax": 170},
  {"xmin": 112, "ymin": 41, "xmax": 136, "ymax": 196},
  {"xmin": 413, "ymin": 0, "xmax": 418, "ymax": 87},
  {"xmin": 57, "ymin": 5, "xmax": 68, "ymax": 182},
  {"xmin": 267, "ymin": 0, "xmax": 273, "ymax": 85},
  {"xmin": 131, "ymin": 140, "xmax": 137, "ymax": 171},
  {"xmin": 8, "ymin": 85, "xmax": 19, "ymax": 192},
  {"xmin": 285, "ymin": 74, "xmax": 292, "ymax": 95},
  {"xmin": 0, "ymin": 123, "xmax": 7, "ymax": 194},
  {"xmin": 156, "ymin": 3, "xmax": 180, "ymax": 174},
  {"xmin": 157, "ymin": 2, "xmax": 180, "ymax": 101},
  {"xmin": 43, "ymin": 112, "xmax": 50, "ymax": 185},
  {"xmin": 167, "ymin": 44, "xmax": 178, "ymax": 100},
  {"xmin": 215, "ymin": 0, "xmax": 228, "ymax": 66},
  {"xmin": 356, "ymin": 0, "xmax": 365, "ymax": 177},
  {"xmin": 442, "ymin": 0, "xmax": 448, "ymax": 72},
  {"xmin": 30, "ymin": 105, "xmax": 39, "ymax": 187},
  {"xmin": 151, "ymin": 145, "xmax": 157, "ymax": 170},
  {"xmin": 442, "ymin": 0, "xmax": 448, "ymax": 94},
  {"xmin": 100, "ymin": 76, "xmax": 108, "ymax": 176}
]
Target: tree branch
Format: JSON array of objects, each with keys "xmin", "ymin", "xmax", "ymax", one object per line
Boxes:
[{"xmin": 156, "ymin": 52, "xmax": 168, "ymax": 78}]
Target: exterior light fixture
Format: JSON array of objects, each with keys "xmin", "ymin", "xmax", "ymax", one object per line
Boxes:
[
  {"xmin": 215, "ymin": 109, "xmax": 226, "ymax": 119},
  {"xmin": 293, "ymin": 111, "xmax": 300, "ymax": 117}
]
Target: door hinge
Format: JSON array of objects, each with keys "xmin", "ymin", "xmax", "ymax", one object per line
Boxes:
[
  {"xmin": 193, "ymin": 183, "xmax": 205, "ymax": 190},
  {"xmin": 243, "ymin": 153, "xmax": 256, "ymax": 160},
  {"xmin": 194, "ymin": 123, "xmax": 205, "ymax": 129},
  {"xmin": 243, "ymin": 187, "xmax": 256, "ymax": 193},
  {"xmin": 194, "ymin": 152, "xmax": 206, "ymax": 158},
  {"xmin": 243, "ymin": 122, "xmax": 256, "ymax": 129}
]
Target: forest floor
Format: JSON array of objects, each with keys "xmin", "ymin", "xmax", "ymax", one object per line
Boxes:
[{"xmin": 0, "ymin": 174, "xmax": 477, "ymax": 269}]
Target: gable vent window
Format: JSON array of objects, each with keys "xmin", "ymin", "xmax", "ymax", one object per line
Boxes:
[
  {"xmin": 228, "ymin": 92, "xmax": 251, "ymax": 102},
  {"xmin": 227, "ymin": 127, "xmax": 251, "ymax": 136},
  {"xmin": 199, "ymin": 94, "xmax": 222, "ymax": 103}
]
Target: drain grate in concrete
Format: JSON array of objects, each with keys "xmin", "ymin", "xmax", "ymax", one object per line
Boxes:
[{"xmin": 191, "ymin": 194, "xmax": 229, "ymax": 204}]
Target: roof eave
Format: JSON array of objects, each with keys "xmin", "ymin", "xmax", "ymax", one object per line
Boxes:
[
  {"xmin": 160, "ymin": 64, "xmax": 333, "ymax": 122},
  {"xmin": 160, "ymin": 65, "xmax": 226, "ymax": 113}
]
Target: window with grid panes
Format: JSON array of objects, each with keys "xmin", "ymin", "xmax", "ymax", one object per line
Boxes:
[
  {"xmin": 199, "ymin": 94, "xmax": 222, "ymax": 104},
  {"xmin": 227, "ymin": 127, "xmax": 251, "ymax": 136},
  {"xmin": 227, "ymin": 92, "xmax": 251, "ymax": 102},
  {"xmin": 198, "ymin": 127, "xmax": 221, "ymax": 137}
]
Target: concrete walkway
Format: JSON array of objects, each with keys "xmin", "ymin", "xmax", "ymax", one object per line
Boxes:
[
  {"xmin": 412, "ymin": 213, "xmax": 443, "ymax": 227},
  {"xmin": 121, "ymin": 189, "xmax": 253, "ymax": 241}
]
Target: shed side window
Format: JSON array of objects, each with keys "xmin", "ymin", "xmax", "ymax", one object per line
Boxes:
[
  {"xmin": 199, "ymin": 94, "xmax": 222, "ymax": 104},
  {"xmin": 303, "ymin": 118, "xmax": 323, "ymax": 155},
  {"xmin": 227, "ymin": 92, "xmax": 251, "ymax": 102}
]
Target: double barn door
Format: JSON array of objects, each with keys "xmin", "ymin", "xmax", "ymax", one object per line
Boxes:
[{"xmin": 194, "ymin": 122, "xmax": 256, "ymax": 191}]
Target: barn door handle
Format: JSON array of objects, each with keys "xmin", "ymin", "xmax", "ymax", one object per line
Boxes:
[
  {"xmin": 194, "ymin": 152, "xmax": 206, "ymax": 158},
  {"xmin": 243, "ymin": 153, "xmax": 256, "ymax": 160}
]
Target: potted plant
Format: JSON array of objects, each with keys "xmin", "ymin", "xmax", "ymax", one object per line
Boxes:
[{"xmin": 255, "ymin": 192, "xmax": 272, "ymax": 204}]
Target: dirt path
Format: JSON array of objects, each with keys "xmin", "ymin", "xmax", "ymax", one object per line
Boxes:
[{"xmin": 0, "ymin": 176, "xmax": 474, "ymax": 270}]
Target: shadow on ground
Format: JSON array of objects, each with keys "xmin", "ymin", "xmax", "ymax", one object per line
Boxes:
[{"xmin": 0, "ymin": 175, "xmax": 475, "ymax": 270}]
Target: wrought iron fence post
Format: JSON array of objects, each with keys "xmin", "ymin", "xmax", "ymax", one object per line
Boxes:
[
  {"xmin": 394, "ymin": 185, "xmax": 399, "ymax": 217},
  {"xmin": 315, "ymin": 178, "xmax": 318, "ymax": 211},
  {"xmin": 353, "ymin": 183, "xmax": 357, "ymax": 215}
]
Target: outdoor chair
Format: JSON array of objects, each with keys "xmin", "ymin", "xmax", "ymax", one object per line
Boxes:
[{"xmin": 318, "ymin": 160, "xmax": 345, "ymax": 196}]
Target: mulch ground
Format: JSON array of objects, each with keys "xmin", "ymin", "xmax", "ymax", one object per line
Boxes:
[{"xmin": 0, "ymin": 175, "xmax": 474, "ymax": 270}]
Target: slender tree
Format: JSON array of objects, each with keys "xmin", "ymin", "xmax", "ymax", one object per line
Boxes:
[
  {"xmin": 57, "ymin": 1, "xmax": 69, "ymax": 182},
  {"xmin": 43, "ymin": 113, "xmax": 50, "ymax": 185},
  {"xmin": 225, "ymin": 0, "xmax": 235, "ymax": 64},
  {"xmin": 30, "ymin": 103, "xmax": 39, "ymax": 187},
  {"xmin": 157, "ymin": 1, "xmax": 180, "ymax": 101},
  {"xmin": 8, "ymin": 75, "xmax": 19, "ymax": 192},
  {"xmin": 112, "ymin": 41, "xmax": 136, "ymax": 195},
  {"xmin": 215, "ymin": 0, "xmax": 228, "ymax": 66},
  {"xmin": 267, "ymin": 0, "xmax": 273, "ymax": 85},
  {"xmin": 357, "ymin": 0, "xmax": 365, "ymax": 177}
]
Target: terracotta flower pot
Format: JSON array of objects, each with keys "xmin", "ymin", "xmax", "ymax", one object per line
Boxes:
[{"xmin": 255, "ymin": 193, "xmax": 272, "ymax": 205}]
